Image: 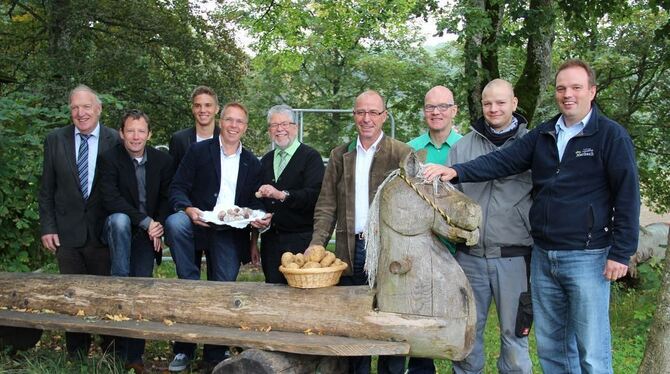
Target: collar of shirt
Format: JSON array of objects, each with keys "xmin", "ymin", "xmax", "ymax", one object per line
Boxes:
[
  {"xmin": 414, "ymin": 129, "xmax": 461, "ymax": 149},
  {"xmin": 356, "ymin": 131, "xmax": 384, "ymax": 153},
  {"xmin": 132, "ymin": 151, "xmax": 147, "ymax": 166},
  {"xmin": 219, "ymin": 138, "xmax": 242, "ymax": 158},
  {"xmin": 556, "ymin": 109, "xmax": 592, "ymax": 136},
  {"xmin": 74, "ymin": 123, "xmax": 101, "ymax": 139},
  {"xmin": 275, "ymin": 139, "xmax": 301, "ymax": 160},
  {"xmin": 487, "ymin": 116, "xmax": 519, "ymax": 134}
]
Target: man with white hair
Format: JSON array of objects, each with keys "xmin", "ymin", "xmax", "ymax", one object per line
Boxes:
[{"xmin": 256, "ymin": 104, "xmax": 325, "ymax": 284}]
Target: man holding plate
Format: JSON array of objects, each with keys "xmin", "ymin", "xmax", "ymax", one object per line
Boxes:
[{"xmin": 165, "ymin": 102, "xmax": 269, "ymax": 371}]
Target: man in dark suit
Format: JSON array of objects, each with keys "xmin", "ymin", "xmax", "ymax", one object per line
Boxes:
[
  {"xmin": 256, "ymin": 104, "xmax": 324, "ymax": 283},
  {"xmin": 168, "ymin": 86, "xmax": 221, "ymax": 276},
  {"xmin": 165, "ymin": 102, "xmax": 268, "ymax": 372},
  {"xmin": 98, "ymin": 109, "xmax": 173, "ymax": 371},
  {"xmin": 38, "ymin": 85, "xmax": 120, "ymax": 357}
]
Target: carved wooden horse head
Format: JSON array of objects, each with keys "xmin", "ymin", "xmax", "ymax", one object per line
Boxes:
[{"xmin": 365, "ymin": 150, "xmax": 480, "ymax": 359}]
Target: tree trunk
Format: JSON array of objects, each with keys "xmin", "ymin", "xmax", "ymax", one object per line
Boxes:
[
  {"xmin": 0, "ymin": 273, "xmax": 473, "ymax": 359},
  {"xmin": 514, "ymin": 0, "xmax": 556, "ymax": 126},
  {"xmin": 638, "ymin": 229, "xmax": 670, "ymax": 373},
  {"xmin": 462, "ymin": 0, "xmax": 486, "ymax": 122}
]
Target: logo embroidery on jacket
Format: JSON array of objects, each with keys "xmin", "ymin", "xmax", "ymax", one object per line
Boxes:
[{"xmin": 575, "ymin": 148, "xmax": 594, "ymax": 157}]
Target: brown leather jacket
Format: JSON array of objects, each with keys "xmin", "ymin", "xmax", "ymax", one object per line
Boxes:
[{"xmin": 310, "ymin": 135, "xmax": 411, "ymax": 275}]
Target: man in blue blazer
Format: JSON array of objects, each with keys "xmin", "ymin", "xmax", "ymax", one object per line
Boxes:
[
  {"xmin": 38, "ymin": 85, "xmax": 120, "ymax": 357},
  {"xmin": 165, "ymin": 102, "xmax": 267, "ymax": 371}
]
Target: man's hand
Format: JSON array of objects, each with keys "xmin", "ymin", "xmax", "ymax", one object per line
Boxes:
[
  {"xmin": 256, "ymin": 184, "xmax": 284, "ymax": 200},
  {"xmin": 603, "ymin": 259, "xmax": 628, "ymax": 281},
  {"xmin": 152, "ymin": 236, "xmax": 162, "ymax": 252},
  {"xmin": 250, "ymin": 213, "xmax": 272, "ymax": 230},
  {"xmin": 147, "ymin": 220, "xmax": 164, "ymax": 239},
  {"xmin": 41, "ymin": 234, "xmax": 60, "ymax": 253},
  {"xmin": 184, "ymin": 207, "xmax": 210, "ymax": 227},
  {"xmin": 422, "ymin": 164, "xmax": 458, "ymax": 182}
]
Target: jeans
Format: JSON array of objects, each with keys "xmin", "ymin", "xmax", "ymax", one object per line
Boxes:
[
  {"xmin": 103, "ymin": 213, "xmax": 155, "ymax": 278},
  {"xmin": 165, "ymin": 211, "xmax": 240, "ymax": 363},
  {"xmin": 101, "ymin": 213, "xmax": 156, "ymax": 364},
  {"xmin": 453, "ymin": 252, "xmax": 532, "ymax": 374},
  {"xmin": 531, "ymin": 245, "xmax": 612, "ymax": 374}
]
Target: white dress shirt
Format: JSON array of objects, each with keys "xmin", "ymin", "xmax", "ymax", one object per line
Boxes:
[
  {"xmin": 215, "ymin": 139, "xmax": 241, "ymax": 207},
  {"xmin": 354, "ymin": 132, "xmax": 384, "ymax": 233},
  {"xmin": 74, "ymin": 123, "xmax": 101, "ymax": 196}
]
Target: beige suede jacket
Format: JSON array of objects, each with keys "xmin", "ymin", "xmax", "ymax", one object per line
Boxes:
[{"xmin": 310, "ymin": 135, "xmax": 411, "ymax": 275}]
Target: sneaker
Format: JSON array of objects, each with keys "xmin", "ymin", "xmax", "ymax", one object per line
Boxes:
[{"xmin": 169, "ymin": 353, "xmax": 191, "ymax": 372}]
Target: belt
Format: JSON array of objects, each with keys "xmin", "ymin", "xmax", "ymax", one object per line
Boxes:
[{"xmin": 355, "ymin": 232, "xmax": 365, "ymax": 241}]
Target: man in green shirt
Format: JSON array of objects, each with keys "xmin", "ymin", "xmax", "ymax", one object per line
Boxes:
[
  {"xmin": 408, "ymin": 85, "xmax": 463, "ymax": 164},
  {"xmin": 404, "ymin": 85, "xmax": 463, "ymax": 373}
]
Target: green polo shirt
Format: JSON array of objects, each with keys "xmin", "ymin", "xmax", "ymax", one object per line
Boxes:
[
  {"xmin": 273, "ymin": 140, "xmax": 301, "ymax": 178},
  {"xmin": 407, "ymin": 129, "xmax": 463, "ymax": 253},
  {"xmin": 407, "ymin": 130, "xmax": 463, "ymax": 165}
]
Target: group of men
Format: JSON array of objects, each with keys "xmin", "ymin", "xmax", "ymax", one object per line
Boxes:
[{"xmin": 38, "ymin": 58, "xmax": 639, "ymax": 374}]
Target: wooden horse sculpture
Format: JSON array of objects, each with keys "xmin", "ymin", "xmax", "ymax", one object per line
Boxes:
[{"xmin": 365, "ymin": 150, "xmax": 482, "ymax": 358}]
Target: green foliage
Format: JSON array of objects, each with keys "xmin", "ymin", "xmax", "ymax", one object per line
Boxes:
[
  {"xmin": 0, "ymin": 92, "xmax": 67, "ymax": 271},
  {"xmin": 0, "ymin": 0, "xmax": 247, "ymax": 144}
]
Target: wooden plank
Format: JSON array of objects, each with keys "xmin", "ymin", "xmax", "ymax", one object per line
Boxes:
[{"xmin": 0, "ymin": 310, "xmax": 409, "ymax": 357}]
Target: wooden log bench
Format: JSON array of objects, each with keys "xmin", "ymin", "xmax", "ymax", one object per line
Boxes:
[{"xmin": 0, "ymin": 271, "xmax": 475, "ymax": 373}]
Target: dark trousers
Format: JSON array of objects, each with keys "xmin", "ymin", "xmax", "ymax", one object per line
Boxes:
[
  {"xmin": 338, "ymin": 238, "xmax": 408, "ymax": 374},
  {"xmin": 56, "ymin": 242, "xmax": 112, "ymax": 357},
  {"xmin": 260, "ymin": 230, "xmax": 312, "ymax": 284}
]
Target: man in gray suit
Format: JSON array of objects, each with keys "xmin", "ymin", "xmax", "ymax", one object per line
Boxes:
[{"xmin": 38, "ymin": 84, "xmax": 120, "ymax": 358}]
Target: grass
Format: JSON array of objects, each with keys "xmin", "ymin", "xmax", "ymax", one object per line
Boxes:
[{"xmin": 1, "ymin": 261, "xmax": 661, "ymax": 373}]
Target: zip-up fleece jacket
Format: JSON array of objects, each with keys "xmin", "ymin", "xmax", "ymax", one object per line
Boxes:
[
  {"xmin": 448, "ymin": 113, "xmax": 533, "ymax": 258},
  {"xmin": 452, "ymin": 105, "xmax": 640, "ymax": 265}
]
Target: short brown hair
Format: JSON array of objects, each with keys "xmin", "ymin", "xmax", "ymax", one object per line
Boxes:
[
  {"xmin": 191, "ymin": 86, "xmax": 219, "ymax": 106},
  {"xmin": 221, "ymin": 102, "xmax": 249, "ymax": 121},
  {"xmin": 120, "ymin": 109, "xmax": 151, "ymax": 132},
  {"xmin": 556, "ymin": 59, "xmax": 597, "ymax": 87}
]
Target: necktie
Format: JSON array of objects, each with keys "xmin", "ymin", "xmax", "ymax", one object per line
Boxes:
[
  {"xmin": 77, "ymin": 133, "xmax": 91, "ymax": 199},
  {"xmin": 277, "ymin": 150, "xmax": 289, "ymax": 177}
]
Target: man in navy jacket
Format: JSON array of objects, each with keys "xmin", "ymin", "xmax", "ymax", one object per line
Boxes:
[
  {"xmin": 99, "ymin": 109, "xmax": 173, "ymax": 371},
  {"xmin": 165, "ymin": 102, "xmax": 267, "ymax": 371},
  {"xmin": 425, "ymin": 59, "xmax": 640, "ymax": 374}
]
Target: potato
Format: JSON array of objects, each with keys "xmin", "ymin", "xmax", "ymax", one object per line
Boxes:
[
  {"xmin": 306, "ymin": 245, "xmax": 326, "ymax": 262},
  {"xmin": 302, "ymin": 261, "xmax": 321, "ymax": 269},
  {"xmin": 280, "ymin": 252, "xmax": 295, "ymax": 267},
  {"xmin": 294, "ymin": 253, "xmax": 306, "ymax": 267},
  {"xmin": 320, "ymin": 252, "xmax": 336, "ymax": 267},
  {"xmin": 332, "ymin": 258, "xmax": 344, "ymax": 267},
  {"xmin": 286, "ymin": 262, "xmax": 300, "ymax": 269}
]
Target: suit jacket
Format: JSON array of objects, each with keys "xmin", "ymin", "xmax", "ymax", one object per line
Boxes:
[
  {"xmin": 259, "ymin": 143, "xmax": 324, "ymax": 233},
  {"xmin": 310, "ymin": 135, "xmax": 411, "ymax": 275},
  {"xmin": 169, "ymin": 126, "xmax": 220, "ymax": 171},
  {"xmin": 39, "ymin": 124, "xmax": 120, "ymax": 247},
  {"xmin": 99, "ymin": 143, "xmax": 174, "ymax": 226},
  {"xmin": 169, "ymin": 138, "xmax": 263, "ymax": 257}
]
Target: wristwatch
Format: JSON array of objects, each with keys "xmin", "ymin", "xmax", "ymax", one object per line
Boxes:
[{"xmin": 281, "ymin": 190, "xmax": 290, "ymax": 202}]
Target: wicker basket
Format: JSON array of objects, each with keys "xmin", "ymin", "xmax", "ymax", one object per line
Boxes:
[{"xmin": 279, "ymin": 262, "xmax": 348, "ymax": 289}]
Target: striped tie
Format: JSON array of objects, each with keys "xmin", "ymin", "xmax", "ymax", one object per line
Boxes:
[
  {"xmin": 277, "ymin": 150, "xmax": 289, "ymax": 177},
  {"xmin": 77, "ymin": 133, "xmax": 91, "ymax": 199}
]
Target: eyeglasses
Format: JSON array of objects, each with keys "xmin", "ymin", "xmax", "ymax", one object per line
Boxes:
[
  {"xmin": 268, "ymin": 121, "xmax": 295, "ymax": 130},
  {"xmin": 353, "ymin": 110, "xmax": 386, "ymax": 118},
  {"xmin": 222, "ymin": 117, "xmax": 247, "ymax": 125},
  {"xmin": 424, "ymin": 104, "xmax": 455, "ymax": 112}
]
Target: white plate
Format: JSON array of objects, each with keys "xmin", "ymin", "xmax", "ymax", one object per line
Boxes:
[{"xmin": 201, "ymin": 205, "xmax": 266, "ymax": 229}]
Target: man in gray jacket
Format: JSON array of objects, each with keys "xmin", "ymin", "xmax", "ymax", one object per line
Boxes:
[{"xmin": 448, "ymin": 79, "xmax": 533, "ymax": 374}]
